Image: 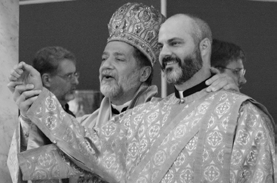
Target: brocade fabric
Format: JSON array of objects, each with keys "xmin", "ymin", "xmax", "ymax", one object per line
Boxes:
[
  {"xmin": 7, "ymin": 85, "xmax": 158, "ymax": 183},
  {"xmin": 19, "ymin": 88, "xmax": 275, "ymax": 182}
]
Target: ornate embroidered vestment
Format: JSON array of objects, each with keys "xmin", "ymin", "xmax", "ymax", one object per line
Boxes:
[
  {"xmin": 17, "ymin": 88, "xmax": 275, "ymax": 183},
  {"xmin": 7, "ymin": 85, "xmax": 158, "ymax": 183}
]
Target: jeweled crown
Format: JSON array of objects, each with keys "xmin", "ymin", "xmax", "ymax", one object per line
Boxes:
[{"xmin": 107, "ymin": 2, "xmax": 165, "ymax": 66}]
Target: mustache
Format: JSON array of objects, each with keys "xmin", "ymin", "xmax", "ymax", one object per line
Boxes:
[
  {"xmin": 161, "ymin": 55, "xmax": 181, "ymax": 69},
  {"xmin": 101, "ymin": 69, "xmax": 114, "ymax": 76}
]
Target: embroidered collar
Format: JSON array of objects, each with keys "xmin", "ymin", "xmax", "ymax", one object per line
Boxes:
[{"xmin": 175, "ymin": 76, "xmax": 212, "ymax": 99}]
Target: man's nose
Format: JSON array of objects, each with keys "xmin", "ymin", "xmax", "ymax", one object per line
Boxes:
[
  {"xmin": 160, "ymin": 45, "xmax": 171, "ymax": 58},
  {"xmin": 99, "ymin": 58, "xmax": 114, "ymax": 72},
  {"xmin": 72, "ymin": 75, "xmax": 79, "ymax": 85},
  {"xmin": 159, "ymin": 45, "xmax": 172, "ymax": 64},
  {"xmin": 239, "ymin": 75, "xmax": 247, "ymax": 86}
]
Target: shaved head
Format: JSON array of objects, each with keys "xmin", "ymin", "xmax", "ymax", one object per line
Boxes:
[
  {"xmin": 158, "ymin": 13, "xmax": 213, "ymax": 89},
  {"xmin": 168, "ymin": 14, "xmax": 212, "ymax": 45}
]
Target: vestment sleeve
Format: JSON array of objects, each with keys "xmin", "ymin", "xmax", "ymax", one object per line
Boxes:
[
  {"xmin": 8, "ymin": 115, "xmax": 65, "ymax": 183},
  {"xmin": 230, "ymin": 101, "xmax": 275, "ymax": 182},
  {"xmin": 18, "ymin": 144, "xmax": 90, "ymax": 180},
  {"xmin": 20, "ymin": 87, "xmax": 122, "ymax": 183}
]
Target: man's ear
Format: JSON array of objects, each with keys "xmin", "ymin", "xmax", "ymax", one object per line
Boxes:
[
  {"xmin": 41, "ymin": 73, "xmax": 51, "ymax": 87},
  {"xmin": 199, "ymin": 38, "xmax": 211, "ymax": 57},
  {"xmin": 140, "ymin": 66, "xmax": 151, "ymax": 82}
]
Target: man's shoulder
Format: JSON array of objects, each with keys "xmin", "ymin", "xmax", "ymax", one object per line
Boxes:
[
  {"xmin": 214, "ymin": 90, "xmax": 269, "ymax": 114},
  {"xmin": 213, "ymin": 89, "xmax": 247, "ymax": 97},
  {"xmin": 209, "ymin": 90, "xmax": 275, "ymax": 136},
  {"xmin": 216, "ymin": 90, "xmax": 275, "ymax": 132},
  {"xmin": 209, "ymin": 89, "xmax": 251, "ymax": 102}
]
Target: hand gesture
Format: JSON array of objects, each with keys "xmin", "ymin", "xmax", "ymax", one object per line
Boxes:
[
  {"xmin": 7, "ymin": 62, "xmax": 43, "ymax": 117},
  {"xmin": 8, "ymin": 62, "xmax": 43, "ymax": 92}
]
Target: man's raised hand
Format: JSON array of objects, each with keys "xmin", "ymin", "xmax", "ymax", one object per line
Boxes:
[
  {"xmin": 7, "ymin": 62, "xmax": 43, "ymax": 117},
  {"xmin": 8, "ymin": 62, "xmax": 43, "ymax": 92}
]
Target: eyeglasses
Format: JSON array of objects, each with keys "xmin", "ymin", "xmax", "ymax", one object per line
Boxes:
[
  {"xmin": 218, "ymin": 67, "xmax": 246, "ymax": 77},
  {"xmin": 56, "ymin": 72, "xmax": 80, "ymax": 82}
]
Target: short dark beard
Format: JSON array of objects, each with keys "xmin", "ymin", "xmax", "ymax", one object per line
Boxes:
[
  {"xmin": 177, "ymin": 49, "xmax": 203, "ymax": 84},
  {"xmin": 161, "ymin": 47, "xmax": 203, "ymax": 85}
]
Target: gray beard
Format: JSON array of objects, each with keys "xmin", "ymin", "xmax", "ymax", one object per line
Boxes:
[{"xmin": 100, "ymin": 83, "xmax": 123, "ymax": 99}]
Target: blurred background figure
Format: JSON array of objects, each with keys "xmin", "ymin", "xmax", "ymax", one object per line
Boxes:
[
  {"xmin": 7, "ymin": 46, "xmax": 79, "ymax": 183},
  {"xmin": 33, "ymin": 46, "xmax": 79, "ymax": 116},
  {"xmin": 211, "ymin": 39, "xmax": 247, "ymax": 90}
]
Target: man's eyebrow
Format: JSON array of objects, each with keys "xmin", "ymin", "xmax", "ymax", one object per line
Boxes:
[
  {"xmin": 158, "ymin": 37, "xmax": 182, "ymax": 43},
  {"xmin": 102, "ymin": 52, "xmax": 108, "ymax": 56},
  {"xmin": 168, "ymin": 37, "xmax": 183, "ymax": 42},
  {"xmin": 114, "ymin": 52, "xmax": 126, "ymax": 57}
]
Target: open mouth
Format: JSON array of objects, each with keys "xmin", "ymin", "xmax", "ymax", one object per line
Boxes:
[
  {"xmin": 163, "ymin": 60, "xmax": 178, "ymax": 68},
  {"xmin": 102, "ymin": 73, "xmax": 115, "ymax": 81}
]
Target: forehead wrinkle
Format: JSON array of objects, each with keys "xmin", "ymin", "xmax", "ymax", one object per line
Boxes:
[
  {"xmin": 102, "ymin": 50, "xmax": 127, "ymax": 58},
  {"xmin": 114, "ymin": 52, "xmax": 126, "ymax": 57}
]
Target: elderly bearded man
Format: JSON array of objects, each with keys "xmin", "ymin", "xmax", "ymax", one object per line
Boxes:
[
  {"xmin": 7, "ymin": 5, "xmax": 254, "ymax": 183},
  {"xmin": 7, "ymin": 3, "xmax": 164, "ymax": 183}
]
